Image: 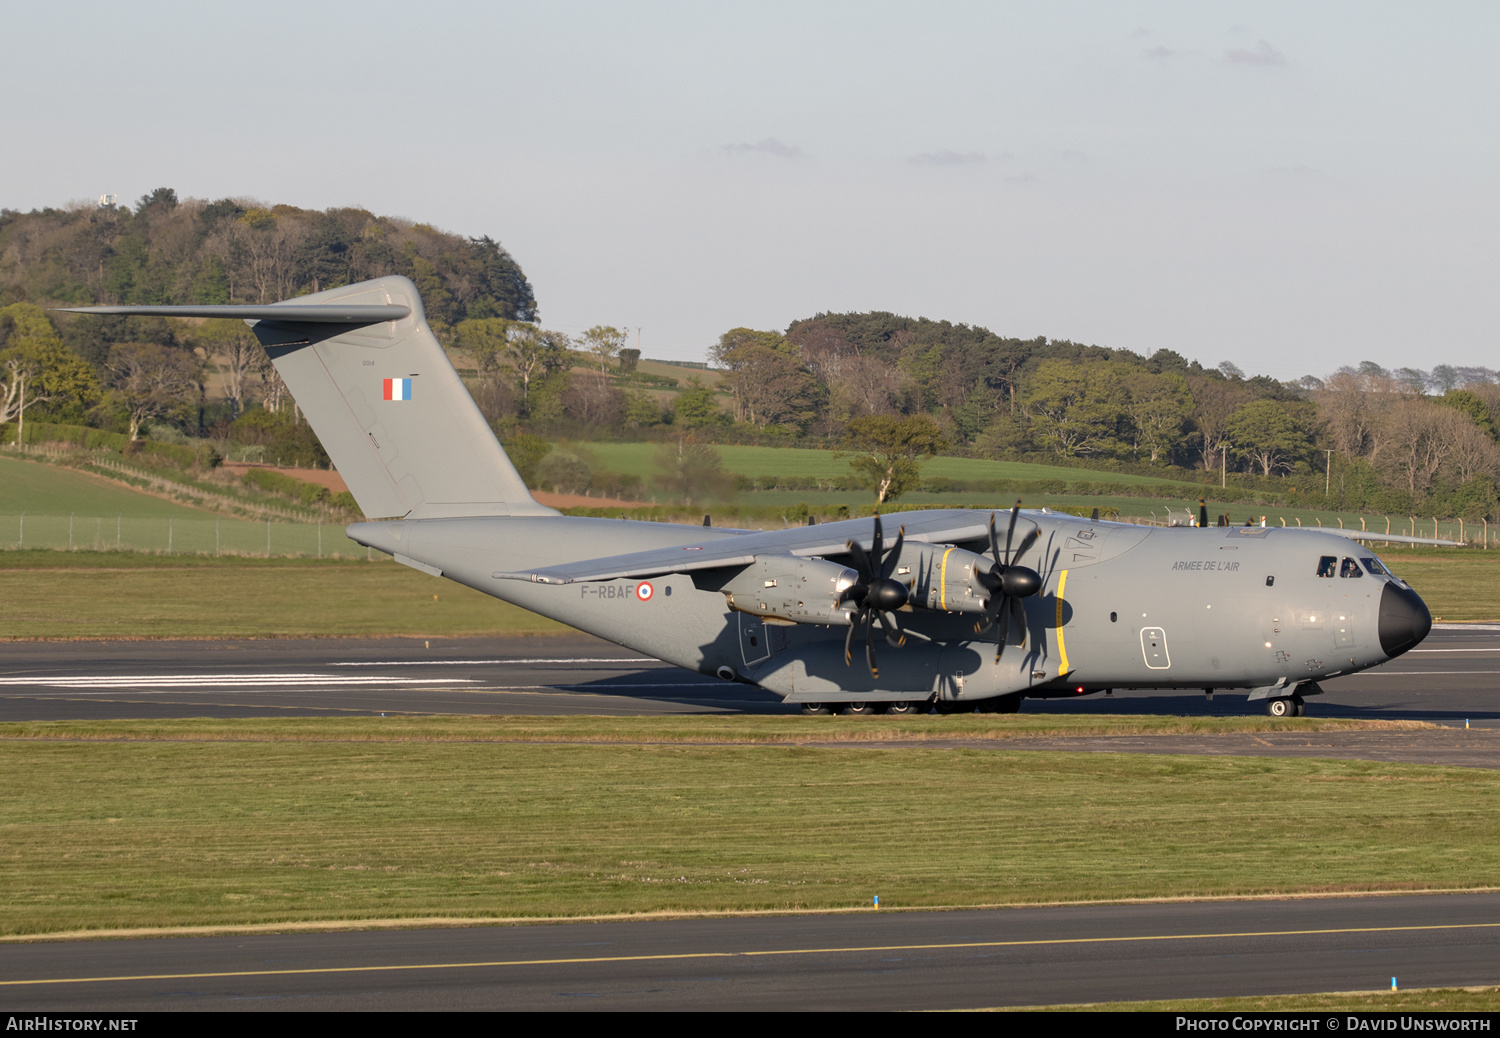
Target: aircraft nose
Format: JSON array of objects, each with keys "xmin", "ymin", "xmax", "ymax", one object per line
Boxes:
[{"xmin": 1379, "ymin": 581, "xmax": 1432, "ymax": 658}]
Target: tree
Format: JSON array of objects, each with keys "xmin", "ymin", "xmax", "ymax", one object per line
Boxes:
[
  {"xmin": 191, "ymin": 318, "xmax": 261, "ymax": 418},
  {"xmin": 672, "ymin": 377, "xmax": 724, "ymax": 428},
  {"xmin": 840, "ymin": 414, "xmax": 947, "ymax": 503},
  {"xmin": 104, "ymin": 342, "xmax": 199, "ymax": 441},
  {"xmin": 0, "ymin": 304, "xmax": 101, "ymax": 439},
  {"xmin": 710, "ymin": 328, "xmax": 819, "ymax": 428},
  {"xmin": 580, "ymin": 325, "xmax": 627, "ymax": 375},
  {"xmin": 1120, "ymin": 369, "xmax": 1193, "ymax": 463},
  {"xmin": 652, "ymin": 439, "xmax": 731, "ymax": 507},
  {"xmin": 1024, "ymin": 360, "xmax": 1126, "ymax": 458},
  {"xmin": 1225, "ymin": 400, "xmax": 1310, "ymax": 476}
]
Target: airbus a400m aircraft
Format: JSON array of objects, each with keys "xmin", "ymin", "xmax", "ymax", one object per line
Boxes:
[{"xmin": 67, "ymin": 277, "xmax": 1441, "ymax": 716}]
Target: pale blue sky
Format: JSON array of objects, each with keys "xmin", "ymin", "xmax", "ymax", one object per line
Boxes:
[{"xmin": 4, "ymin": 2, "xmax": 1496, "ymax": 374}]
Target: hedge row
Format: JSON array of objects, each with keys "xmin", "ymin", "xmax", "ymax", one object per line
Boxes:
[{"xmin": 1, "ymin": 421, "xmax": 199, "ymax": 468}]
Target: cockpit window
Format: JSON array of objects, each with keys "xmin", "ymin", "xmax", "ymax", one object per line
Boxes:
[
  {"xmin": 1340, "ymin": 557, "xmax": 1363, "ymax": 578},
  {"xmin": 1316, "ymin": 556, "xmax": 1337, "ymax": 578},
  {"xmin": 1361, "ymin": 557, "xmax": 1388, "ymax": 577}
]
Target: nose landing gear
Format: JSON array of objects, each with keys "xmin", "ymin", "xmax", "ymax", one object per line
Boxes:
[{"xmin": 1267, "ymin": 694, "xmax": 1306, "ymax": 717}]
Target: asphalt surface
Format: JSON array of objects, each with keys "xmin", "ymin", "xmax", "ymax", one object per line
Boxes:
[
  {"xmin": 3, "ymin": 893, "xmax": 1499, "ymax": 1011},
  {"xmin": 0, "ymin": 625, "xmax": 1496, "ymax": 724},
  {"xmin": 2, "ymin": 627, "xmax": 1497, "ymax": 1011}
]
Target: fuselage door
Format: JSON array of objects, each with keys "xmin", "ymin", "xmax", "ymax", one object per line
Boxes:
[
  {"xmin": 740, "ymin": 613, "xmax": 771, "ymax": 666},
  {"xmin": 1140, "ymin": 627, "xmax": 1171, "ymax": 669}
]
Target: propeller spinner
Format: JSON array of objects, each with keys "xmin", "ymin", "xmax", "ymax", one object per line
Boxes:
[
  {"xmin": 838, "ymin": 514, "xmax": 910, "ymax": 678},
  {"xmin": 974, "ymin": 502, "xmax": 1043, "ymax": 662}
]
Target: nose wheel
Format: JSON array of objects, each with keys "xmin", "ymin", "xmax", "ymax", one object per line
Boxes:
[{"xmin": 1267, "ymin": 695, "xmax": 1306, "ymax": 717}]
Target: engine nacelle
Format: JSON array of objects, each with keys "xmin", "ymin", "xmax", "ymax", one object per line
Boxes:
[
  {"xmin": 721, "ymin": 556, "xmax": 859, "ymax": 625},
  {"xmin": 892, "ymin": 543, "xmax": 993, "ymax": 617}
]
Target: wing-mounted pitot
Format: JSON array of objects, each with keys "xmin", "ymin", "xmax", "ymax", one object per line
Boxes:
[{"xmin": 719, "ymin": 556, "xmax": 860, "ymax": 626}]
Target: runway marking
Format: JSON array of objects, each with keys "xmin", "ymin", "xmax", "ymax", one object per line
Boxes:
[
  {"xmin": 330, "ymin": 659, "xmax": 648, "ymax": 667},
  {"xmin": 5, "ymin": 920, "xmax": 1500, "ymax": 988},
  {"xmin": 0, "ymin": 675, "xmax": 477, "ymax": 689},
  {"xmin": 1410, "ymin": 648, "xmax": 1500, "ymax": 653},
  {"xmin": 1339, "ymin": 670, "xmax": 1500, "ymax": 677}
]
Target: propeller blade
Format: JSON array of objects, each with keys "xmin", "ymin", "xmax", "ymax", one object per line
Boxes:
[
  {"xmin": 870, "ymin": 514, "xmax": 885, "ymax": 574},
  {"xmin": 1011, "ymin": 527, "xmax": 1039, "ymax": 564},
  {"xmin": 880, "ymin": 525, "xmax": 906, "ymax": 580},
  {"xmin": 865, "ymin": 613, "xmax": 879, "ymax": 677},
  {"xmin": 843, "ymin": 607, "xmax": 863, "ymax": 666},
  {"xmin": 1199, "ymin": 499, "xmax": 1209, "ymax": 528},
  {"xmin": 846, "ymin": 539, "xmax": 873, "ymax": 580},
  {"xmin": 994, "ymin": 596, "xmax": 1011, "ymax": 662},
  {"xmin": 877, "ymin": 609, "xmax": 905, "ymax": 647},
  {"xmin": 988, "ymin": 513, "xmax": 1002, "ymax": 564},
  {"xmin": 1004, "ymin": 501, "xmax": 1020, "ymax": 563}
]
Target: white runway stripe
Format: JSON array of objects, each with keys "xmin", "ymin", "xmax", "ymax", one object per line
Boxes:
[
  {"xmin": 329, "ymin": 659, "xmax": 646, "ymax": 667},
  {"xmin": 0, "ymin": 674, "xmax": 476, "ymax": 689}
]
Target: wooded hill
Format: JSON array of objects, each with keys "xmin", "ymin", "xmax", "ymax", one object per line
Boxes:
[
  {"xmin": 0, "ymin": 188, "xmax": 536, "ymax": 324},
  {"xmin": 4, "ymin": 190, "xmax": 1500, "ymax": 522}
]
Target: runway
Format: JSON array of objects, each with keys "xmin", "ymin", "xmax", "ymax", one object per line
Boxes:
[
  {"xmin": 0, "ymin": 626, "xmax": 1495, "ymax": 724},
  {"xmin": 3, "ymin": 893, "xmax": 1499, "ymax": 1010},
  {"xmin": 1, "ymin": 629, "xmax": 1497, "ymax": 1010}
]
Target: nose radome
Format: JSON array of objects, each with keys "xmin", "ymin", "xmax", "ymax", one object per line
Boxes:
[{"xmin": 1379, "ymin": 581, "xmax": 1432, "ymax": 658}]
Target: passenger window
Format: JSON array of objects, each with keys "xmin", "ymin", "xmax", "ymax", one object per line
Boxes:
[
  {"xmin": 1361, "ymin": 557, "xmax": 1388, "ymax": 576},
  {"xmin": 1316, "ymin": 556, "xmax": 1337, "ymax": 578},
  {"xmin": 1340, "ymin": 557, "xmax": 1363, "ymax": 578}
]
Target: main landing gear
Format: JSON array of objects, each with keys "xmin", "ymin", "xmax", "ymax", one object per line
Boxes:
[{"xmin": 1266, "ymin": 694, "xmax": 1306, "ymax": 718}]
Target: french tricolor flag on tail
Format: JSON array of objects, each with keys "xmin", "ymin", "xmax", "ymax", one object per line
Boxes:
[{"xmin": 383, "ymin": 377, "xmax": 413, "ymax": 401}]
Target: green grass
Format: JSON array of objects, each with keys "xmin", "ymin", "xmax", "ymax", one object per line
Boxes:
[
  {"xmin": 0, "ymin": 456, "xmax": 218, "ymax": 519},
  {"xmin": 0, "ymin": 554, "xmax": 570, "ymax": 638},
  {"xmin": 0, "ymin": 717, "xmax": 1497, "ymax": 935},
  {"xmin": 1002, "ymin": 987, "xmax": 1500, "ymax": 1012},
  {"xmin": 1378, "ymin": 550, "xmax": 1500, "ymax": 622}
]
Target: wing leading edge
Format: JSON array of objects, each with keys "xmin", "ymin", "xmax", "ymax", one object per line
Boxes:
[{"xmin": 490, "ymin": 509, "xmax": 994, "ymax": 584}]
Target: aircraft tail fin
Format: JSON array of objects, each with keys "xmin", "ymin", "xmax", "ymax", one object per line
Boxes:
[{"xmin": 59, "ymin": 276, "xmax": 556, "ymax": 520}]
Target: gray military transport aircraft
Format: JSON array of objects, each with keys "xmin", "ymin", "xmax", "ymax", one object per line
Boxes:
[{"xmin": 64, "ymin": 276, "xmax": 1443, "ymax": 717}]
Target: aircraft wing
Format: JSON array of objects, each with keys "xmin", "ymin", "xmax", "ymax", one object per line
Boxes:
[
  {"xmin": 492, "ymin": 509, "xmax": 994, "ymax": 584},
  {"xmin": 1320, "ymin": 529, "xmax": 1462, "ymax": 547}
]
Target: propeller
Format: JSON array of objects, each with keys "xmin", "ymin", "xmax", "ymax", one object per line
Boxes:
[
  {"xmin": 973, "ymin": 501, "xmax": 1043, "ymax": 662},
  {"xmin": 838, "ymin": 514, "xmax": 910, "ymax": 678}
]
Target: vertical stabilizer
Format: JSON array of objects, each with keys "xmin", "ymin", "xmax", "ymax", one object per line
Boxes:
[{"xmin": 247, "ymin": 277, "xmax": 555, "ymax": 520}]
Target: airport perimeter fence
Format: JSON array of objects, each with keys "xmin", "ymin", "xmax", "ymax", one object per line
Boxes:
[{"xmin": 0, "ymin": 514, "xmax": 374, "ymax": 559}]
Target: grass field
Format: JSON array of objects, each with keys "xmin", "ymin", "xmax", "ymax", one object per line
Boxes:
[
  {"xmin": 0, "ymin": 553, "xmax": 569, "ymax": 638},
  {"xmin": 0, "ymin": 717, "xmax": 1496, "ymax": 935},
  {"xmin": 0, "ymin": 456, "xmax": 218, "ymax": 519}
]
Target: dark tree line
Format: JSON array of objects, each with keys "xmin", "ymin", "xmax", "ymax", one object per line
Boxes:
[{"xmin": 0, "ymin": 188, "xmax": 536, "ymax": 324}]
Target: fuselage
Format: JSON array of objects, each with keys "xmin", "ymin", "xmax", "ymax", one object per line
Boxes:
[{"xmin": 348, "ymin": 508, "xmax": 1432, "ymax": 708}]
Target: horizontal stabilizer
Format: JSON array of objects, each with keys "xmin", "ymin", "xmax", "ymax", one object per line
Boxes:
[{"xmin": 55, "ymin": 304, "xmax": 410, "ymax": 323}]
